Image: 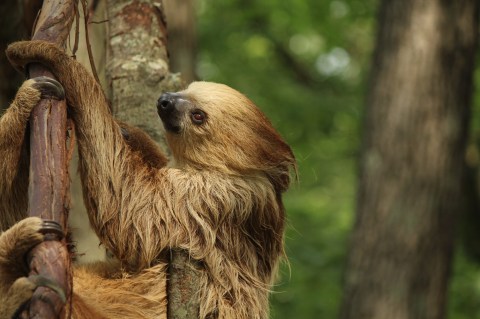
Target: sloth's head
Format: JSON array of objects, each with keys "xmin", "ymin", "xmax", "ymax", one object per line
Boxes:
[{"xmin": 157, "ymin": 81, "xmax": 296, "ymax": 192}]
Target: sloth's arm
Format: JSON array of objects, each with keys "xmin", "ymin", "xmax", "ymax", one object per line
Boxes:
[
  {"xmin": 0, "ymin": 78, "xmax": 56, "ymax": 230},
  {"xmin": 6, "ymin": 41, "xmax": 179, "ymax": 269}
]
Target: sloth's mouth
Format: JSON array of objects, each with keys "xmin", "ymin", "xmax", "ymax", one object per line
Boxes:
[{"xmin": 162, "ymin": 120, "xmax": 181, "ymax": 134}]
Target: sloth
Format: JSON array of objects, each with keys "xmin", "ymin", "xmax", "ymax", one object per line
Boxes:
[{"xmin": 0, "ymin": 40, "xmax": 296, "ymax": 319}]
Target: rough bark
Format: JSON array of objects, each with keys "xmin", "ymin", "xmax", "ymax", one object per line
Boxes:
[
  {"xmin": 339, "ymin": 1, "xmax": 478, "ymax": 319},
  {"xmin": 105, "ymin": 1, "xmax": 199, "ymax": 318},
  {"xmin": 23, "ymin": 1, "xmax": 76, "ymax": 318},
  {"xmin": 106, "ymin": 0, "xmax": 181, "ymax": 147},
  {"xmin": 168, "ymin": 249, "xmax": 202, "ymax": 319}
]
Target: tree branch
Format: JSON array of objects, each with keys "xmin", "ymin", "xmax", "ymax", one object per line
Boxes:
[{"xmin": 21, "ymin": 1, "xmax": 76, "ymax": 318}]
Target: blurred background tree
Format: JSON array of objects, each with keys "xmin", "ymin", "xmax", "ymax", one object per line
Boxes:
[{"xmin": 340, "ymin": 1, "xmax": 478, "ymax": 319}]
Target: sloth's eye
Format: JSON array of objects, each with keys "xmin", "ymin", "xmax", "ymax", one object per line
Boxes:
[{"xmin": 191, "ymin": 110, "xmax": 206, "ymax": 125}]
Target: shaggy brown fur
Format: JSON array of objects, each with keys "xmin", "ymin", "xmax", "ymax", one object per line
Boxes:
[
  {"xmin": 0, "ymin": 217, "xmax": 44, "ymax": 318},
  {"xmin": 0, "ymin": 79, "xmax": 36, "ymax": 231},
  {"xmin": 1, "ymin": 40, "xmax": 296, "ymax": 318},
  {"xmin": 0, "ymin": 76, "xmax": 167, "ymax": 319}
]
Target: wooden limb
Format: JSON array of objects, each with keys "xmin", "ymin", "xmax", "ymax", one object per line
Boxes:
[
  {"xmin": 30, "ymin": 1, "xmax": 76, "ymax": 44},
  {"xmin": 25, "ymin": 73, "xmax": 70, "ymax": 318},
  {"xmin": 21, "ymin": 0, "xmax": 76, "ymax": 318}
]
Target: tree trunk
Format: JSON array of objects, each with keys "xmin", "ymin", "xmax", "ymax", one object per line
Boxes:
[
  {"xmin": 105, "ymin": 1, "xmax": 200, "ymax": 318},
  {"xmin": 106, "ymin": 0, "xmax": 180, "ymax": 146},
  {"xmin": 164, "ymin": 0, "xmax": 197, "ymax": 83},
  {"xmin": 340, "ymin": 1, "xmax": 478, "ymax": 319}
]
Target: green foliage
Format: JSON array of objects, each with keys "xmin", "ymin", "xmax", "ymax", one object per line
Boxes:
[
  {"xmin": 197, "ymin": 1, "xmax": 480, "ymax": 317},
  {"xmin": 197, "ymin": 1, "xmax": 372, "ymax": 317},
  {"xmin": 447, "ymin": 53, "xmax": 480, "ymax": 319},
  {"xmin": 448, "ymin": 248, "xmax": 480, "ymax": 319}
]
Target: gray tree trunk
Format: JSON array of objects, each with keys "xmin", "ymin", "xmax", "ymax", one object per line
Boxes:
[
  {"xmin": 340, "ymin": 1, "xmax": 478, "ymax": 319},
  {"xmin": 164, "ymin": 0, "xmax": 197, "ymax": 83},
  {"xmin": 106, "ymin": 0, "xmax": 180, "ymax": 148},
  {"xmin": 105, "ymin": 1, "xmax": 200, "ymax": 318}
]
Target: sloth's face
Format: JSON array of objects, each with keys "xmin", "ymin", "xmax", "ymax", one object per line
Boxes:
[
  {"xmin": 156, "ymin": 92, "xmax": 207, "ymax": 134},
  {"xmin": 156, "ymin": 81, "xmax": 258, "ymax": 138},
  {"xmin": 156, "ymin": 82, "xmax": 295, "ymax": 189}
]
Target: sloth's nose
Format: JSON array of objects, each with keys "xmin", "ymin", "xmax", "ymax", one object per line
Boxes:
[{"xmin": 157, "ymin": 93, "xmax": 176, "ymax": 114}]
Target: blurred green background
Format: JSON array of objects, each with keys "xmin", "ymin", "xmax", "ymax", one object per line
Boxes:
[{"xmin": 195, "ymin": 0, "xmax": 480, "ymax": 318}]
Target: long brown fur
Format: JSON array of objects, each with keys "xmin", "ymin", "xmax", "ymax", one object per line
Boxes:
[
  {"xmin": 0, "ymin": 79, "xmax": 36, "ymax": 231},
  {"xmin": 0, "ymin": 40, "xmax": 296, "ymax": 319}
]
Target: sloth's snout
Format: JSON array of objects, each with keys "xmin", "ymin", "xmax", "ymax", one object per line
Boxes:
[
  {"xmin": 157, "ymin": 92, "xmax": 185, "ymax": 133},
  {"xmin": 157, "ymin": 93, "xmax": 177, "ymax": 114}
]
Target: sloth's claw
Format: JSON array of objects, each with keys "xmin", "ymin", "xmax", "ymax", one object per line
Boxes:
[
  {"xmin": 29, "ymin": 275, "xmax": 67, "ymax": 303},
  {"xmin": 32, "ymin": 76, "xmax": 65, "ymax": 100},
  {"xmin": 39, "ymin": 220, "xmax": 64, "ymax": 239}
]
